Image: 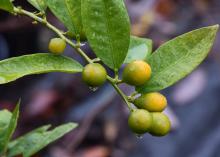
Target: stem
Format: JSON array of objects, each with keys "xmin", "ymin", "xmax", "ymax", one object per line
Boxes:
[
  {"xmin": 107, "ymin": 76, "xmax": 133, "ymax": 111},
  {"xmin": 13, "ymin": 7, "xmax": 93, "ymax": 63}
]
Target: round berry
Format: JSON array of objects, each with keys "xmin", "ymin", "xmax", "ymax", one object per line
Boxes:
[
  {"xmin": 134, "ymin": 92, "xmax": 167, "ymax": 112},
  {"xmin": 128, "ymin": 109, "xmax": 152, "ymax": 134},
  {"xmin": 82, "ymin": 63, "xmax": 107, "ymax": 87},
  {"xmin": 149, "ymin": 112, "xmax": 171, "ymax": 137},
  {"xmin": 49, "ymin": 38, "xmax": 66, "ymax": 54},
  {"xmin": 122, "ymin": 60, "xmax": 151, "ymax": 86}
]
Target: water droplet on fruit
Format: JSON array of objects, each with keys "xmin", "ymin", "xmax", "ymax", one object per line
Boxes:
[
  {"xmin": 136, "ymin": 134, "xmax": 143, "ymax": 139},
  {"xmin": 89, "ymin": 86, "xmax": 98, "ymax": 92}
]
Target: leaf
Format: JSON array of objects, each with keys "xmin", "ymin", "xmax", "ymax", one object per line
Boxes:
[
  {"xmin": 0, "ymin": 101, "xmax": 20, "ymax": 154},
  {"xmin": 137, "ymin": 25, "xmax": 219, "ymax": 93},
  {"xmin": 81, "ymin": 0, "xmax": 130, "ymax": 70},
  {"xmin": 8, "ymin": 125, "xmax": 51, "ymax": 148},
  {"xmin": 45, "ymin": 0, "xmax": 82, "ymax": 35},
  {"xmin": 0, "ymin": 0, "xmax": 14, "ymax": 12},
  {"xmin": 124, "ymin": 36, "xmax": 152, "ymax": 63},
  {"xmin": 27, "ymin": 0, "xmax": 47, "ymax": 13},
  {"xmin": 8, "ymin": 123, "xmax": 77, "ymax": 157},
  {"xmin": 0, "ymin": 53, "xmax": 83, "ymax": 84},
  {"xmin": 65, "ymin": 0, "xmax": 83, "ymax": 34},
  {"xmin": 0, "ymin": 110, "xmax": 12, "ymax": 152}
]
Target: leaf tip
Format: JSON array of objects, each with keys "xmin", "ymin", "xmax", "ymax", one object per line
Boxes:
[{"xmin": 210, "ymin": 24, "xmax": 219, "ymax": 32}]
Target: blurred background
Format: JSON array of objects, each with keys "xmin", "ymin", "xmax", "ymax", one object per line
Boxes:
[{"xmin": 0, "ymin": 0, "xmax": 220, "ymax": 157}]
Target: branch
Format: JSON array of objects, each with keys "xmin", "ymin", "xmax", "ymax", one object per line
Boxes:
[{"xmin": 13, "ymin": 7, "xmax": 93, "ymax": 63}]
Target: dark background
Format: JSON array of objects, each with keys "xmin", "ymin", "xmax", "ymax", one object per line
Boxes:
[{"xmin": 1, "ymin": 0, "xmax": 220, "ymax": 157}]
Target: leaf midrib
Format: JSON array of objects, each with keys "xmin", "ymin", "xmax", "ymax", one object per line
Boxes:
[{"xmin": 102, "ymin": 0, "xmax": 116, "ymax": 69}]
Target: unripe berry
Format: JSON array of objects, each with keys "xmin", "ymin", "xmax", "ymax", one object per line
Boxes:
[
  {"xmin": 122, "ymin": 60, "xmax": 151, "ymax": 86},
  {"xmin": 134, "ymin": 92, "xmax": 167, "ymax": 112},
  {"xmin": 128, "ymin": 109, "xmax": 152, "ymax": 134},
  {"xmin": 149, "ymin": 112, "xmax": 171, "ymax": 137},
  {"xmin": 49, "ymin": 38, "xmax": 66, "ymax": 54},
  {"xmin": 82, "ymin": 63, "xmax": 107, "ymax": 87}
]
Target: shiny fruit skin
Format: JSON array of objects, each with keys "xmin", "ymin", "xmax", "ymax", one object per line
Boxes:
[
  {"xmin": 128, "ymin": 109, "xmax": 152, "ymax": 134},
  {"xmin": 49, "ymin": 38, "xmax": 66, "ymax": 54},
  {"xmin": 134, "ymin": 92, "xmax": 167, "ymax": 112},
  {"xmin": 82, "ymin": 63, "xmax": 107, "ymax": 87},
  {"xmin": 122, "ymin": 60, "xmax": 151, "ymax": 86},
  {"xmin": 149, "ymin": 112, "xmax": 171, "ymax": 137}
]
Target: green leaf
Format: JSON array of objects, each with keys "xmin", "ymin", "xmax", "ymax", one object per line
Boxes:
[
  {"xmin": 27, "ymin": 0, "xmax": 47, "ymax": 13},
  {"xmin": 0, "ymin": 53, "xmax": 83, "ymax": 84},
  {"xmin": 124, "ymin": 36, "xmax": 152, "ymax": 63},
  {"xmin": 65, "ymin": 0, "xmax": 83, "ymax": 35},
  {"xmin": 81, "ymin": 0, "xmax": 130, "ymax": 70},
  {"xmin": 45, "ymin": 0, "xmax": 82, "ymax": 35},
  {"xmin": 8, "ymin": 123, "xmax": 77, "ymax": 157},
  {"xmin": 0, "ymin": 0, "xmax": 14, "ymax": 12},
  {"xmin": 0, "ymin": 110, "xmax": 12, "ymax": 153},
  {"xmin": 0, "ymin": 101, "xmax": 20, "ymax": 154},
  {"xmin": 8, "ymin": 125, "xmax": 51, "ymax": 148},
  {"xmin": 137, "ymin": 25, "xmax": 219, "ymax": 93}
]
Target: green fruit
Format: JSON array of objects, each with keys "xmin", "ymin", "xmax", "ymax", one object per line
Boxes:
[
  {"xmin": 134, "ymin": 92, "xmax": 167, "ymax": 112},
  {"xmin": 128, "ymin": 109, "xmax": 152, "ymax": 134},
  {"xmin": 122, "ymin": 60, "xmax": 151, "ymax": 86},
  {"xmin": 150, "ymin": 112, "xmax": 171, "ymax": 137},
  {"xmin": 82, "ymin": 63, "xmax": 107, "ymax": 87},
  {"xmin": 49, "ymin": 38, "xmax": 66, "ymax": 54}
]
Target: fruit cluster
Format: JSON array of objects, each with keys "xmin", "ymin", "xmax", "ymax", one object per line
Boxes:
[
  {"xmin": 48, "ymin": 38, "xmax": 171, "ymax": 137},
  {"xmin": 123, "ymin": 60, "xmax": 171, "ymax": 137}
]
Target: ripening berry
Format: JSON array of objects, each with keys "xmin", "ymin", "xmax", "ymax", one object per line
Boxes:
[
  {"xmin": 49, "ymin": 38, "xmax": 66, "ymax": 54},
  {"xmin": 149, "ymin": 112, "xmax": 171, "ymax": 137},
  {"xmin": 122, "ymin": 60, "xmax": 151, "ymax": 86},
  {"xmin": 82, "ymin": 63, "xmax": 107, "ymax": 87},
  {"xmin": 134, "ymin": 92, "xmax": 167, "ymax": 112},
  {"xmin": 128, "ymin": 109, "xmax": 152, "ymax": 134}
]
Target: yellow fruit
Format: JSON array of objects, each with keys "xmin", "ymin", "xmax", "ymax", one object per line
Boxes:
[
  {"xmin": 122, "ymin": 60, "xmax": 151, "ymax": 86},
  {"xmin": 134, "ymin": 92, "xmax": 167, "ymax": 112},
  {"xmin": 49, "ymin": 38, "xmax": 66, "ymax": 54},
  {"xmin": 82, "ymin": 63, "xmax": 107, "ymax": 87},
  {"xmin": 150, "ymin": 112, "xmax": 171, "ymax": 137},
  {"xmin": 128, "ymin": 109, "xmax": 152, "ymax": 134}
]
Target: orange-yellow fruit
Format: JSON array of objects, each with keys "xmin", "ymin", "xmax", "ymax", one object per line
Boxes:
[
  {"xmin": 49, "ymin": 38, "xmax": 66, "ymax": 54},
  {"xmin": 122, "ymin": 60, "xmax": 151, "ymax": 86},
  {"xmin": 149, "ymin": 112, "xmax": 171, "ymax": 137},
  {"xmin": 134, "ymin": 92, "xmax": 167, "ymax": 112}
]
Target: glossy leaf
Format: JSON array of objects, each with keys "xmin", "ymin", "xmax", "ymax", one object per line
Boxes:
[
  {"xmin": 45, "ymin": 0, "xmax": 81, "ymax": 35},
  {"xmin": 27, "ymin": 0, "xmax": 47, "ymax": 12},
  {"xmin": 137, "ymin": 25, "xmax": 219, "ymax": 93},
  {"xmin": 0, "ymin": 101, "xmax": 19, "ymax": 154},
  {"xmin": 0, "ymin": 53, "xmax": 83, "ymax": 84},
  {"xmin": 0, "ymin": 0, "xmax": 14, "ymax": 12},
  {"xmin": 124, "ymin": 36, "xmax": 152, "ymax": 63},
  {"xmin": 81, "ymin": 0, "xmax": 130, "ymax": 70},
  {"xmin": 8, "ymin": 123, "xmax": 77, "ymax": 157}
]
